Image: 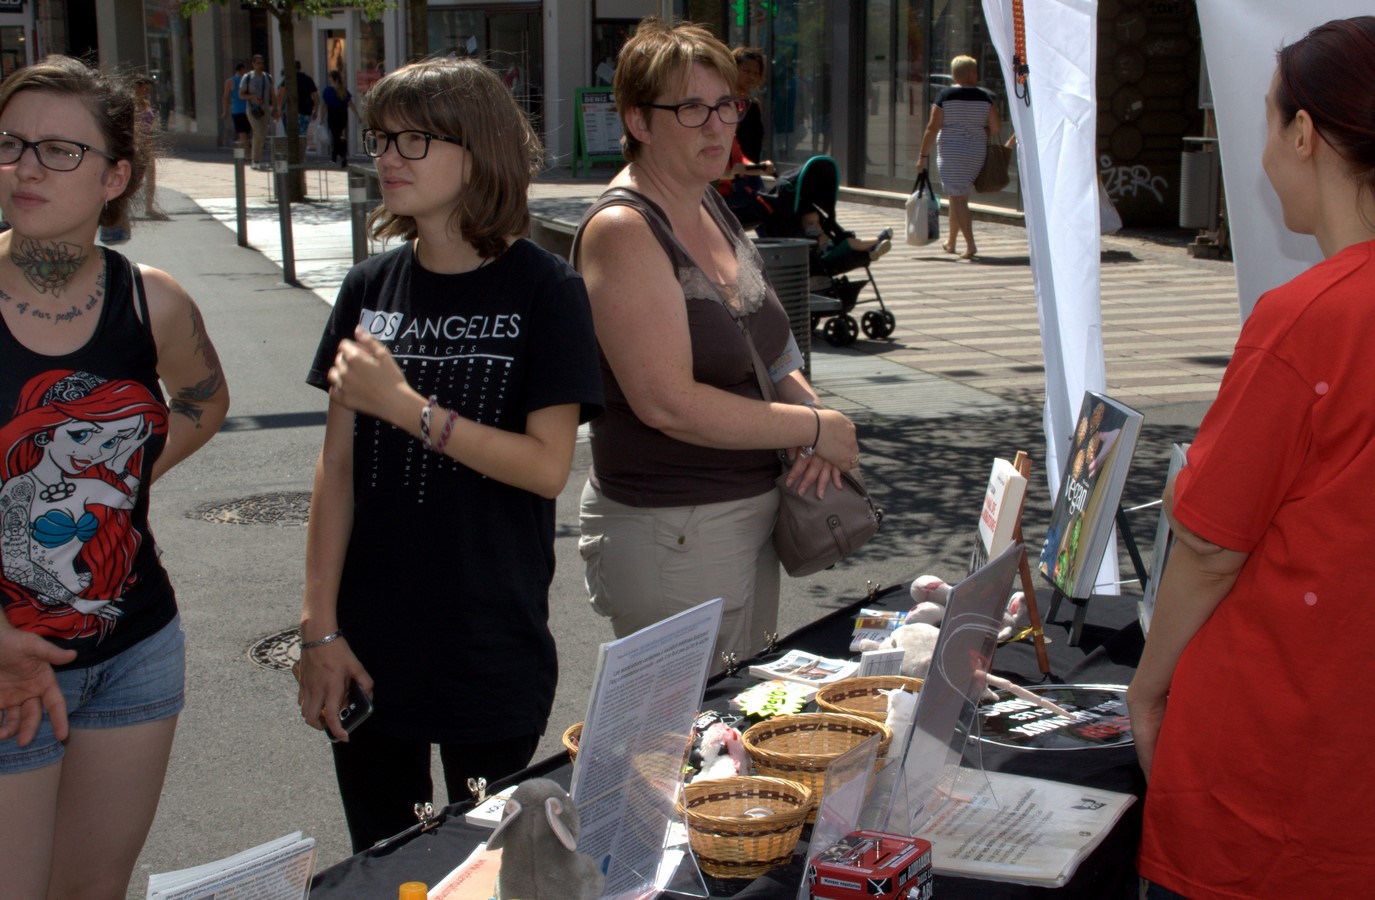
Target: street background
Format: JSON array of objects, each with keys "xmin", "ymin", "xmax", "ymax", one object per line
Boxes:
[{"xmin": 118, "ymin": 154, "xmax": 1236, "ymax": 895}]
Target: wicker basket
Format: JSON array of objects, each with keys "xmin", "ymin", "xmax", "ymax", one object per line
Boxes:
[
  {"xmin": 678, "ymin": 776, "xmax": 812, "ymax": 879},
  {"xmin": 815, "ymin": 675, "xmax": 924, "ymax": 722},
  {"xmin": 742, "ymin": 713, "xmax": 891, "ymax": 820},
  {"xmin": 561, "ymin": 721, "xmax": 582, "ymax": 762}
]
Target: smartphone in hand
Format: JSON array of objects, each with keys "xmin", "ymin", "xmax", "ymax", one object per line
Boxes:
[
  {"xmin": 292, "ymin": 662, "xmax": 374, "ymax": 741},
  {"xmin": 329, "ymin": 679, "xmax": 374, "ymax": 743}
]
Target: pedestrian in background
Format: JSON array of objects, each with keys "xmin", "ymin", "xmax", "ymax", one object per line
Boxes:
[
  {"xmin": 279, "ymin": 60, "xmax": 319, "ymax": 138},
  {"xmin": 1129, "ymin": 15, "xmax": 1375, "ymax": 900},
  {"xmin": 238, "ymin": 53, "xmax": 274, "ymax": 169},
  {"xmin": 298, "ymin": 57, "xmax": 602, "ymax": 852},
  {"xmin": 0, "ymin": 56, "xmax": 229, "ymax": 899},
  {"xmin": 916, "ymin": 54, "xmax": 1001, "ymax": 259},
  {"xmin": 222, "ymin": 61, "xmax": 250, "ymax": 149},
  {"xmin": 321, "ymin": 69, "xmax": 357, "ymax": 167}
]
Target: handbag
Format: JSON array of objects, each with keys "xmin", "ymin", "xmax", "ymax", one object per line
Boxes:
[
  {"xmin": 905, "ymin": 171, "xmax": 940, "ymax": 246},
  {"xmin": 973, "ymin": 142, "xmax": 1012, "ymax": 194},
  {"xmin": 741, "ymin": 326, "xmax": 883, "ymax": 577}
]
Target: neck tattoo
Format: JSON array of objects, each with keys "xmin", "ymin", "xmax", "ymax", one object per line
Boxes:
[
  {"xmin": 12, "ymin": 239, "xmax": 87, "ymax": 297},
  {"xmin": 0, "ymin": 251, "xmax": 104, "ymax": 324}
]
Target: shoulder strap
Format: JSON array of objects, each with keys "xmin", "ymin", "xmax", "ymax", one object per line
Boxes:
[
  {"xmin": 127, "ymin": 256, "xmax": 152, "ymax": 332},
  {"xmin": 571, "ymin": 186, "xmax": 688, "ymax": 270}
]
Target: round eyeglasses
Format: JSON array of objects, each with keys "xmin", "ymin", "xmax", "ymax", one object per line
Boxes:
[
  {"xmin": 362, "ymin": 129, "xmax": 465, "ymax": 160},
  {"xmin": 642, "ymin": 98, "xmax": 750, "ymax": 128},
  {"xmin": 0, "ymin": 133, "xmax": 120, "ymax": 172}
]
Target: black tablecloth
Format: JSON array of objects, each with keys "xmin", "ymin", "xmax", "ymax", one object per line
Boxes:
[{"xmin": 311, "ymin": 583, "xmax": 1147, "ymax": 899}]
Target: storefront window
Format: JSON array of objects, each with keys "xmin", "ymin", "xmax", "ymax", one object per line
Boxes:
[
  {"xmin": 770, "ymin": 0, "xmax": 830, "ymax": 166},
  {"xmin": 427, "ymin": 7, "xmax": 541, "ymax": 121},
  {"xmin": 144, "ymin": 0, "xmax": 194, "ymax": 134},
  {"xmin": 356, "ymin": 18, "xmax": 386, "ymax": 95},
  {"xmin": 0, "ymin": 25, "xmax": 25, "ymax": 78}
]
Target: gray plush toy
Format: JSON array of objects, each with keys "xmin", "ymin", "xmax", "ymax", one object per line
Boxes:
[{"xmin": 487, "ymin": 778, "xmax": 604, "ymax": 900}]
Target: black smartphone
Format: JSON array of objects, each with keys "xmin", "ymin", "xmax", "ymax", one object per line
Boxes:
[
  {"xmin": 292, "ymin": 662, "xmax": 373, "ymax": 741},
  {"xmin": 329, "ymin": 680, "xmax": 374, "ymax": 743}
]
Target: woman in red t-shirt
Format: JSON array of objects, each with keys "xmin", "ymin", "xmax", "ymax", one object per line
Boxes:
[{"xmin": 1129, "ymin": 16, "xmax": 1375, "ymax": 900}]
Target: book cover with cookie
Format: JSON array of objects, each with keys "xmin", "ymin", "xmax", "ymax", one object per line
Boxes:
[{"xmin": 1038, "ymin": 392, "xmax": 1143, "ymax": 598}]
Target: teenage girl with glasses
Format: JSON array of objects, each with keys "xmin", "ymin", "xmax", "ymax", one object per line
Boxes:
[
  {"xmin": 0, "ymin": 57, "xmax": 229, "ymax": 898},
  {"xmin": 299, "ymin": 57, "xmax": 603, "ymax": 851}
]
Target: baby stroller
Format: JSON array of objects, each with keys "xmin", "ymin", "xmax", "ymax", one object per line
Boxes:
[{"xmin": 755, "ymin": 156, "xmax": 895, "ymax": 346}]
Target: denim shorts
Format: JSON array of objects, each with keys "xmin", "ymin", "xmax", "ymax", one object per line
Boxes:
[{"xmin": 0, "ymin": 614, "xmax": 185, "ymax": 775}]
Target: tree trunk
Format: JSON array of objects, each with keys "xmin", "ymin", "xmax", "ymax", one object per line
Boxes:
[
  {"xmin": 407, "ymin": 0, "xmax": 428, "ymax": 63},
  {"xmin": 275, "ymin": 10, "xmax": 307, "ymax": 202}
]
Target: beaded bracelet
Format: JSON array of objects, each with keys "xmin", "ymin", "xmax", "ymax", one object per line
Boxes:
[
  {"xmin": 433, "ymin": 408, "xmax": 460, "ymax": 455},
  {"xmin": 300, "ymin": 629, "xmax": 344, "ymax": 650},
  {"xmin": 420, "ymin": 395, "xmax": 437, "ymax": 451}
]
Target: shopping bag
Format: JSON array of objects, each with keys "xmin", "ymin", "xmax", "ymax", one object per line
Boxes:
[
  {"xmin": 306, "ymin": 121, "xmax": 329, "ymax": 157},
  {"xmin": 905, "ymin": 171, "xmax": 940, "ymax": 246}
]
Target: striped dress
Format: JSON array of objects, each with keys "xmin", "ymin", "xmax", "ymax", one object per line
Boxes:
[{"xmin": 934, "ymin": 85, "xmax": 995, "ymax": 196}]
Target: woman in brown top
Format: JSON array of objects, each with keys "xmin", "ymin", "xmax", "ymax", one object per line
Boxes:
[{"xmin": 574, "ymin": 17, "xmax": 860, "ymax": 666}]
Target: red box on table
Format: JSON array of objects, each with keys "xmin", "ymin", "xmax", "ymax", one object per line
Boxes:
[{"xmin": 807, "ymin": 829, "xmax": 933, "ymax": 900}]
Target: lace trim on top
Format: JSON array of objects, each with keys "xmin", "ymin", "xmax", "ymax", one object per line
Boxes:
[{"xmin": 677, "ymin": 231, "xmax": 767, "ymax": 318}]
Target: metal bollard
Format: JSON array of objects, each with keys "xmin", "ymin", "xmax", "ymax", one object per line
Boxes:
[
  {"xmin": 274, "ymin": 150, "xmax": 298, "ymax": 286},
  {"xmin": 233, "ymin": 142, "xmax": 247, "ymax": 247},
  {"xmin": 349, "ymin": 169, "xmax": 370, "ymax": 264}
]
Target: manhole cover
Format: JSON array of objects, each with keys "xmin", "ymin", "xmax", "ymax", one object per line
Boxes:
[
  {"xmin": 249, "ymin": 628, "xmax": 301, "ymax": 671},
  {"xmin": 193, "ymin": 491, "xmax": 311, "ymax": 525}
]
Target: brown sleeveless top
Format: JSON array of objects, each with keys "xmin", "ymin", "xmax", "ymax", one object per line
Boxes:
[{"xmin": 572, "ymin": 187, "xmax": 800, "ymax": 507}]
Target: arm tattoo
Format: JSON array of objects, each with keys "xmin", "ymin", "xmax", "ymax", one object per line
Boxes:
[
  {"xmin": 170, "ymin": 304, "xmax": 225, "ymax": 428},
  {"xmin": 11, "ymin": 240, "xmax": 86, "ymax": 297}
]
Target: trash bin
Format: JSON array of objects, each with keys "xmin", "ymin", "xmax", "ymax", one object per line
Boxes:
[{"xmin": 753, "ymin": 237, "xmax": 814, "ymax": 377}]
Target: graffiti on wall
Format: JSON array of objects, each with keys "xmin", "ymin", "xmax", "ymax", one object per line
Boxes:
[{"xmin": 1099, "ymin": 155, "xmax": 1169, "ymax": 205}]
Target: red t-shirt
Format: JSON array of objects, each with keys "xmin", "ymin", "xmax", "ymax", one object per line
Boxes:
[{"xmin": 1138, "ymin": 239, "xmax": 1375, "ymax": 898}]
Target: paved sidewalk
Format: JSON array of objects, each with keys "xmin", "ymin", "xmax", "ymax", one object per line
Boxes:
[{"xmin": 157, "ymin": 150, "xmax": 1241, "ymax": 422}]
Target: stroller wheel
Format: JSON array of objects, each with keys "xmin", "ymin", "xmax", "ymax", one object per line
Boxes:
[
  {"xmin": 823, "ymin": 315, "xmax": 860, "ymax": 347},
  {"xmin": 861, "ymin": 310, "xmax": 896, "ymax": 339}
]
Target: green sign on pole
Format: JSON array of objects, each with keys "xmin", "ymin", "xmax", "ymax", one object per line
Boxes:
[{"xmin": 573, "ymin": 87, "xmax": 624, "ymax": 177}]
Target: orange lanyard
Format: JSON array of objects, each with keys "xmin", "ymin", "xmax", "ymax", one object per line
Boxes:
[{"xmin": 1012, "ymin": 0, "xmax": 1031, "ymax": 106}]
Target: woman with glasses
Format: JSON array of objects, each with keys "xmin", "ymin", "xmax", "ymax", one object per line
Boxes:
[
  {"xmin": 299, "ymin": 57, "xmax": 602, "ymax": 851},
  {"xmin": 0, "ymin": 57, "xmax": 229, "ymax": 898},
  {"xmin": 573, "ymin": 17, "xmax": 860, "ymax": 667}
]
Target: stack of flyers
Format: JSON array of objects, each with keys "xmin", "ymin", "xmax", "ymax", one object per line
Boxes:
[{"xmin": 850, "ymin": 608, "xmax": 907, "ymax": 652}]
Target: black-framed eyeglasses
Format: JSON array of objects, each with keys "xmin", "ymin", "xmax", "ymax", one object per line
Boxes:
[
  {"xmin": 0, "ymin": 133, "xmax": 120, "ymax": 172},
  {"xmin": 642, "ymin": 98, "xmax": 750, "ymax": 128},
  {"xmin": 362, "ymin": 129, "xmax": 464, "ymax": 160}
]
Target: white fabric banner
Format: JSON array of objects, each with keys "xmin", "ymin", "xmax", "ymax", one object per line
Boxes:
[
  {"xmin": 1196, "ymin": 1, "xmax": 1369, "ymax": 319},
  {"xmin": 982, "ymin": 0, "xmax": 1115, "ymax": 593}
]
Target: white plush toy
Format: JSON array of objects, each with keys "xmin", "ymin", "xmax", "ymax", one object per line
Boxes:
[
  {"xmin": 690, "ymin": 721, "xmax": 750, "ymax": 783},
  {"xmin": 866, "ymin": 575, "xmax": 1068, "ymax": 716}
]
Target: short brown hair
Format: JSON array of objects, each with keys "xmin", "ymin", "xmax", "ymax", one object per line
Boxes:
[
  {"xmin": 363, "ymin": 57, "xmax": 542, "ymax": 258},
  {"xmin": 0, "ymin": 56, "xmax": 151, "ymax": 230},
  {"xmin": 613, "ymin": 17, "xmax": 737, "ymax": 162}
]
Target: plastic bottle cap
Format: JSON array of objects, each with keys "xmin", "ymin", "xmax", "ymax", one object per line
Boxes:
[{"xmin": 398, "ymin": 882, "xmax": 427, "ymax": 900}]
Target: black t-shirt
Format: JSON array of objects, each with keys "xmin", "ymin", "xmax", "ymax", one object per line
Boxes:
[
  {"xmin": 295, "ymin": 72, "xmax": 318, "ymax": 117},
  {"xmin": 307, "ymin": 239, "xmax": 603, "ymax": 742},
  {"xmin": 737, "ymin": 99, "xmax": 765, "ymax": 163}
]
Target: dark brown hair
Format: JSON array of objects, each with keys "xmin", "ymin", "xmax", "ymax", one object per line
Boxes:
[
  {"xmin": 0, "ymin": 56, "xmax": 152, "ymax": 229},
  {"xmin": 612, "ymin": 17, "xmax": 737, "ymax": 162},
  {"xmin": 1276, "ymin": 16, "xmax": 1375, "ymax": 201},
  {"xmin": 363, "ymin": 57, "xmax": 541, "ymax": 258}
]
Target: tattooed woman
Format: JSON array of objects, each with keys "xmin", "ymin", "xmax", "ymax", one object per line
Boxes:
[{"xmin": 0, "ymin": 58, "xmax": 229, "ymax": 897}]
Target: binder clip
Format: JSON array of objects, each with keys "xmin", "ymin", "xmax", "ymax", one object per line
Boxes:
[
  {"xmin": 467, "ymin": 777, "xmax": 488, "ymax": 803},
  {"xmin": 413, "ymin": 801, "xmax": 441, "ymax": 833}
]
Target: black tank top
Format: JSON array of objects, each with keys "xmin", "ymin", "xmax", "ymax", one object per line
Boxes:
[{"xmin": 0, "ymin": 248, "xmax": 175, "ymax": 668}]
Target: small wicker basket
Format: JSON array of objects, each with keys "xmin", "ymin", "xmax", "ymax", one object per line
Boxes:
[
  {"xmin": 678, "ymin": 775, "xmax": 812, "ymax": 879},
  {"xmin": 561, "ymin": 721, "xmax": 582, "ymax": 762},
  {"xmin": 815, "ymin": 675, "xmax": 924, "ymax": 722},
  {"xmin": 742, "ymin": 712, "xmax": 891, "ymax": 820}
]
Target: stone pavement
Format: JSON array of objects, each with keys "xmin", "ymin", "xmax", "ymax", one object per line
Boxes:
[{"xmin": 157, "ymin": 150, "xmax": 1241, "ymax": 421}]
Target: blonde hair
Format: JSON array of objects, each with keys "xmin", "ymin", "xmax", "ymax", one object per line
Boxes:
[
  {"xmin": 612, "ymin": 17, "xmax": 737, "ymax": 162},
  {"xmin": 951, "ymin": 55, "xmax": 978, "ymax": 81},
  {"xmin": 363, "ymin": 57, "xmax": 542, "ymax": 258}
]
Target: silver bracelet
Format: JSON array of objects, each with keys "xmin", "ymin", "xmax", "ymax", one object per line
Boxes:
[{"xmin": 300, "ymin": 629, "xmax": 343, "ymax": 650}]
